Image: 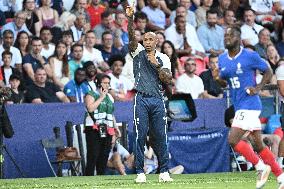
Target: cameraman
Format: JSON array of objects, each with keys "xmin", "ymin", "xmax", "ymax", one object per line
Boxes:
[{"xmin": 84, "ymin": 74, "xmax": 121, "ymax": 176}]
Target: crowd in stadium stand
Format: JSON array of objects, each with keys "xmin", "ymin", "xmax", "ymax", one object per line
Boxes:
[{"xmin": 0, "ymin": 0, "xmax": 284, "ymax": 175}]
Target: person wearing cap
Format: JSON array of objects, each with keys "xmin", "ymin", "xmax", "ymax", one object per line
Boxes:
[
  {"xmin": 7, "ymin": 74, "xmax": 25, "ymax": 104},
  {"xmin": 107, "ymin": 54, "xmax": 134, "ymax": 101}
]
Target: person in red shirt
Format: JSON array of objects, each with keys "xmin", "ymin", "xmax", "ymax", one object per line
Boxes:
[{"xmin": 87, "ymin": 0, "xmax": 106, "ymax": 29}]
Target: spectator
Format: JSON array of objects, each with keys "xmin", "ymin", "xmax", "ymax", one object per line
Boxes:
[
  {"xmin": 107, "ymin": 54, "xmax": 134, "ymax": 101},
  {"xmin": 22, "ymin": 37, "xmax": 52, "ymax": 86},
  {"xmin": 0, "ymin": 0, "xmax": 22, "ymax": 19},
  {"xmin": 221, "ymin": 9, "xmax": 236, "ymax": 30},
  {"xmin": 70, "ymin": 0, "xmax": 91, "ymax": 23},
  {"xmin": 170, "ymin": 2, "xmax": 197, "ymax": 28},
  {"xmin": 113, "ymin": 10, "xmax": 129, "ymax": 45},
  {"xmin": 49, "ymin": 40, "xmax": 70, "ymax": 89},
  {"xmin": 64, "ymin": 67, "xmax": 89, "ymax": 102},
  {"xmin": 96, "ymin": 31, "xmax": 128, "ymax": 63},
  {"xmin": 255, "ymin": 28, "xmax": 272, "ymax": 59},
  {"xmin": 134, "ymin": 11, "xmax": 150, "ymax": 35},
  {"xmin": 195, "ymin": 0, "xmax": 213, "ymax": 27},
  {"xmin": 93, "ymin": 10, "xmax": 115, "ymax": 44},
  {"xmin": 23, "ymin": 0, "xmax": 41, "ymax": 37},
  {"xmin": 68, "ymin": 43, "xmax": 84, "ymax": 79},
  {"xmin": 62, "ymin": 30, "xmax": 74, "ymax": 56},
  {"xmin": 1, "ymin": 51, "xmax": 21, "ymax": 87},
  {"xmin": 25, "ymin": 67, "xmax": 69, "ymax": 103},
  {"xmin": 14, "ymin": 31, "xmax": 31, "ymax": 58},
  {"xmin": 83, "ymin": 61, "xmax": 97, "ymax": 91},
  {"xmin": 7, "ymin": 74, "xmax": 25, "ymax": 104},
  {"xmin": 0, "ymin": 30, "xmax": 22, "ymax": 71},
  {"xmin": 156, "ymin": 31, "xmax": 165, "ymax": 52},
  {"xmin": 82, "ymin": 31, "xmax": 106, "ymax": 71},
  {"xmin": 267, "ymin": 44, "xmax": 281, "ymax": 75},
  {"xmin": 214, "ymin": 0, "xmax": 231, "ymax": 25},
  {"xmin": 199, "ymin": 53, "xmax": 223, "ymax": 98},
  {"xmin": 1, "ymin": 11, "xmax": 32, "ymax": 40},
  {"xmin": 241, "ymin": 8, "xmax": 264, "ymax": 46},
  {"xmin": 175, "ymin": 58, "xmax": 205, "ymax": 99},
  {"xmin": 37, "ymin": 0, "xmax": 59, "ymax": 28},
  {"xmin": 276, "ymin": 28, "xmax": 284, "ymax": 57},
  {"xmin": 51, "ymin": 11, "xmax": 76, "ymax": 43},
  {"xmin": 40, "ymin": 26, "xmax": 55, "ymax": 59},
  {"xmin": 71, "ymin": 12, "xmax": 90, "ymax": 43},
  {"xmin": 86, "ymin": 0, "xmax": 106, "ymax": 29},
  {"xmin": 165, "ymin": 15, "xmax": 205, "ymax": 57},
  {"xmin": 0, "ymin": 10, "xmax": 6, "ymax": 28},
  {"xmin": 197, "ymin": 9, "xmax": 225, "ymax": 55},
  {"xmin": 141, "ymin": 0, "xmax": 166, "ymax": 30},
  {"xmin": 161, "ymin": 40, "xmax": 183, "ymax": 79},
  {"xmin": 84, "ymin": 74, "xmax": 120, "ymax": 176}
]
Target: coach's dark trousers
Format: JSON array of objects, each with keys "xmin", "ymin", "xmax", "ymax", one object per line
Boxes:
[
  {"xmin": 133, "ymin": 92, "xmax": 169, "ymax": 174},
  {"xmin": 85, "ymin": 128, "xmax": 112, "ymax": 176}
]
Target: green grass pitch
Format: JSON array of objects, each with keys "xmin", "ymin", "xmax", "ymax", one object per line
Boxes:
[{"xmin": 0, "ymin": 171, "xmax": 280, "ymax": 189}]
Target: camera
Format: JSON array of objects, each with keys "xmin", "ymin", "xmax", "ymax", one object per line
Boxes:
[{"xmin": 99, "ymin": 123, "xmax": 107, "ymax": 138}]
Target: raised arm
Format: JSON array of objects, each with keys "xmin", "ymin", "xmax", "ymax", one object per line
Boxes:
[{"xmin": 126, "ymin": 4, "xmax": 138, "ymax": 52}]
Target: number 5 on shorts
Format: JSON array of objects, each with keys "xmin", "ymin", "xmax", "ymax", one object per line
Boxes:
[{"xmin": 236, "ymin": 111, "xmax": 245, "ymax": 120}]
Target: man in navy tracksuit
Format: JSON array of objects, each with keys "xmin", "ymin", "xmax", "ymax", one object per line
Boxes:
[{"xmin": 126, "ymin": 5, "xmax": 173, "ymax": 183}]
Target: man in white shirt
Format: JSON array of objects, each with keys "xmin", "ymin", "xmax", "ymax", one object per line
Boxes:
[
  {"xmin": 250, "ymin": 0, "xmax": 281, "ymax": 23},
  {"xmin": 107, "ymin": 54, "xmax": 134, "ymax": 101},
  {"xmin": 175, "ymin": 58, "xmax": 205, "ymax": 99},
  {"xmin": 0, "ymin": 30, "xmax": 22, "ymax": 71},
  {"xmin": 241, "ymin": 8, "xmax": 264, "ymax": 46},
  {"xmin": 40, "ymin": 27, "xmax": 55, "ymax": 59},
  {"xmin": 165, "ymin": 15, "xmax": 205, "ymax": 57}
]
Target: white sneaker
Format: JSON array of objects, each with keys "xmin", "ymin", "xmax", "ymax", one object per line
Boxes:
[
  {"xmin": 135, "ymin": 173, "xmax": 146, "ymax": 183},
  {"xmin": 256, "ymin": 165, "xmax": 271, "ymax": 189},
  {"xmin": 159, "ymin": 172, "xmax": 173, "ymax": 182}
]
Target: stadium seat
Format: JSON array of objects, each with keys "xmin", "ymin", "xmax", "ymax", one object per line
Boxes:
[
  {"xmin": 179, "ymin": 56, "xmax": 208, "ymax": 76},
  {"xmin": 40, "ymin": 137, "xmax": 82, "ymax": 177}
]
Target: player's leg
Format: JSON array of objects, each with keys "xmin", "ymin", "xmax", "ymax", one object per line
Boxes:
[
  {"xmin": 133, "ymin": 94, "xmax": 149, "ymax": 182},
  {"xmin": 149, "ymin": 96, "xmax": 172, "ymax": 182}
]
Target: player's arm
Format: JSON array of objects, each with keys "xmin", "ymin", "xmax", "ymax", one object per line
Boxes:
[
  {"xmin": 212, "ymin": 68, "xmax": 227, "ymax": 88},
  {"xmin": 126, "ymin": 4, "xmax": 138, "ymax": 52}
]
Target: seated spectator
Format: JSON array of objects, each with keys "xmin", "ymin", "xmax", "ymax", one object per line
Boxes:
[
  {"xmin": 106, "ymin": 135, "xmax": 135, "ymax": 175},
  {"xmin": 93, "ymin": 10, "xmax": 115, "ymax": 44},
  {"xmin": 70, "ymin": 12, "xmax": 90, "ymax": 43},
  {"xmin": 25, "ymin": 67, "xmax": 70, "ymax": 103},
  {"xmin": 83, "ymin": 61, "xmax": 97, "ymax": 92},
  {"xmin": 213, "ymin": 0, "xmax": 231, "ymax": 25},
  {"xmin": 22, "ymin": 37, "xmax": 52, "ymax": 86},
  {"xmin": 199, "ymin": 53, "xmax": 223, "ymax": 99},
  {"xmin": 64, "ymin": 67, "xmax": 89, "ymax": 103},
  {"xmin": 276, "ymin": 28, "xmax": 284, "ymax": 57},
  {"xmin": 134, "ymin": 11, "xmax": 150, "ymax": 35},
  {"xmin": 1, "ymin": 51, "xmax": 21, "ymax": 87},
  {"xmin": 195, "ymin": 0, "xmax": 213, "ymax": 27},
  {"xmin": 161, "ymin": 40, "xmax": 183, "ymax": 79},
  {"xmin": 170, "ymin": 3, "xmax": 197, "ymax": 28},
  {"xmin": 96, "ymin": 31, "xmax": 128, "ymax": 63},
  {"xmin": 165, "ymin": 15, "xmax": 205, "ymax": 57},
  {"xmin": 141, "ymin": 0, "xmax": 166, "ymax": 31},
  {"xmin": 156, "ymin": 31, "xmax": 165, "ymax": 52},
  {"xmin": 14, "ymin": 31, "xmax": 31, "ymax": 58},
  {"xmin": 255, "ymin": 28, "xmax": 272, "ymax": 59},
  {"xmin": 0, "ymin": 30, "xmax": 22, "ymax": 72},
  {"xmin": 86, "ymin": 0, "xmax": 105, "ymax": 29},
  {"xmin": 82, "ymin": 31, "xmax": 107, "ymax": 72},
  {"xmin": 113, "ymin": 10, "xmax": 129, "ymax": 46},
  {"xmin": 51, "ymin": 11, "xmax": 76, "ymax": 43},
  {"xmin": 68, "ymin": 43, "xmax": 84, "ymax": 79},
  {"xmin": 0, "ymin": 0, "xmax": 22, "ymax": 19},
  {"xmin": 175, "ymin": 58, "xmax": 205, "ymax": 99},
  {"xmin": 6, "ymin": 74, "xmax": 25, "ymax": 104},
  {"xmin": 107, "ymin": 55, "xmax": 134, "ymax": 101},
  {"xmin": 40, "ymin": 26, "xmax": 55, "ymax": 59},
  {"xmin": 70, "ymin": 0, "xmax": 91, "ymax": 23},
  {"xmin": 49, "ymin": 40, "xmax": 70, "ymax": 89},
  {"xmin": 267, "ymin": 44, "xmax": 281, "ymax": 74},
  {"xmin": 197, "ymin": 9, "xmax": 225, "ymax": 55},
  {"xmin": 37, "ymin": 0, "xmax": 59, "ymax": 28},
  {"xmin": 1, "ymin": 11, "xmax": 32, "ymax": 40},
  {"xmin": 62, "ymin": 30, "xmax": 74, "ymax": 57},
  {"xmin": 23, "ymin": 0, "xmax": 41, "ymax": 37},
  {"xmin": 241, "ymin": 8, "xmax": 264, "ymax": 46},
  {"xmin": 221, "ymin": 9, "xmax": 237, "ymax": 31}
]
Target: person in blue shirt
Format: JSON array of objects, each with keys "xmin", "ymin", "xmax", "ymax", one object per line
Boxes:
[
  {"xmin": 64, "ymin": 67, "xmax": 89, "ymax": 103},
  {"xmin": 213, "ymin": 26, "xmax": 284, "ymax": 189}
]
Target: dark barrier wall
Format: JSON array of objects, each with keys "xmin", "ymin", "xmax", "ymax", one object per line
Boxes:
[{"xmin": 3, "ymin": 99, "xmax": 231, "ymax": 178}]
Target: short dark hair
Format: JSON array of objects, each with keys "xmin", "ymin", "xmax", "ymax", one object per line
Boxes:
[
  {"xmin": 62, "ymin": 30, "xmax": 73, "ymax": 37},
  {"xmin": 209, "ymin": 53, "xmax": 218, "ymax": 60},
  {"xmin": 40, "ymin": 26, "xmax": 52, "ymax": 34},
  {"xmin": 101, "ymin": 10, "xmax": 112, "ymax": 19},
  {"xmin": 108, "ymin": 54, "xmax": 126, "ymax": 67},
  {"xmin": 31, "ymin": 36, "xmax": 42, "ymax": 43},
  {"xmin": 2, "ymin": 50, "xmax": 12, "ymax": 58},
  {"xmin": 9, "ymin": 74, "xmax": 21, "ymax": 81},
  {"xmin": 243, "ymin": 7, "xmax": 256, "ymax": 15},
  {"xmin": 2, "ymin": 30, "xmax": 14, "ymax": 38},
  {"xmin": 102, "ymin": 31, "xmax": 113, "ymax": 40},
  {"xmin": 206, "ymin": 9, "xmax": 218, "ymax": 17},
  {"xmin": 134, "ymin": 11, "xmax": 148, "ymax": 22},
  {"xmin": 83, "ymin": 61, "xmax": 96, "ymax": 70},
  {"xmin": 71, "ymin": 43, "xmax": 83, "ymax": 53},
  {"xmin": 75, "ymin": 67, "xmax": 86, "ymax": 75}
]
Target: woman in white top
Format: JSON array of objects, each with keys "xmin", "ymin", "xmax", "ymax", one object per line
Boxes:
[{"xmin": 49, "ymin": 40, "xmax": 70, "ymax": 89}]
